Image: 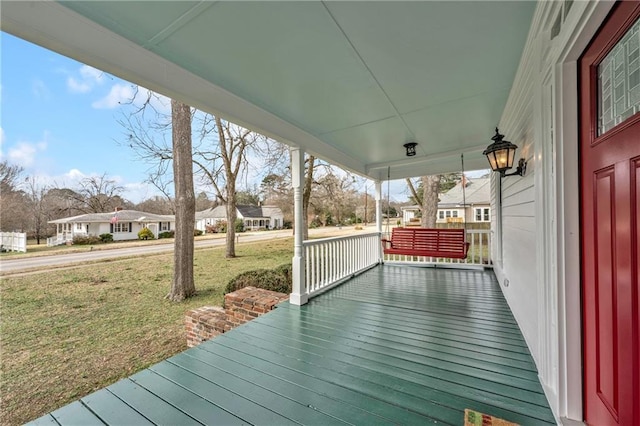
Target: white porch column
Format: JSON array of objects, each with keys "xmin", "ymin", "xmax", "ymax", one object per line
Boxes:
[
  {"xmin": 290, "ymin": 147, "xmax": 308, "ymax": 305},
  {"xmin": 375, "ymin": 180, "xmax": 383, "ymax": 234},
  {"xmin": 375, "ymin": 180, "xmax": 384, "ymax": 263}
]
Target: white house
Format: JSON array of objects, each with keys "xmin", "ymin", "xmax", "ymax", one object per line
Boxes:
[
  {"xmin": 402, "ymin": 177, "xmax": 491, "ymax": 225},
  {"xmin": 8, "ymin": 1, "xmax": 639, "ymax": 424},
  {"xmin": 438, "ymin": 177, "xmax": 491, "ymax": 224},
  {"xmin": 48, "ymin": 210, "xmax": 174, "ymax": 245},
  {"xmin": 195, "ymin": 205, "xmax": 284, "ymax": 232}
]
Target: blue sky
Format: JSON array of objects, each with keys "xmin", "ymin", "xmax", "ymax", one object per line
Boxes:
[{"xmin": 1, "ymin": 33, "xmax": 168, "ymax": 203}]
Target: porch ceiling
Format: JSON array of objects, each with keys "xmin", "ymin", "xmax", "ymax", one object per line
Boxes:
[{"xmin": 1, "ymin": 1, "xmax": 536, "ymax": 180}]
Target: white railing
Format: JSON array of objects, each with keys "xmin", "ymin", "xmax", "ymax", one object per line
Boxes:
[
  {"xmin": 47, "ymin": 232, "xmax": 75, "ymax": 246},
  {"xmin": 1, "ymin": 232, "xmax": 27, "ymax": 252},
  {"xmin": 47, "ymin": 235, "xmax": 64, "ymax": 247},
  {"xmin": 304, "ymin": 232, "xmax": 381, "ymax": 298},
  {"xmin": 383, "ymin": 229, "xmax": 492, "ymax": 267}
]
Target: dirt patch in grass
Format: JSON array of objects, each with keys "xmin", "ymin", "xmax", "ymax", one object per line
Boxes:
[{"xmin": 0, "ymin": 238, "xmax": 293, "ymax": 425}]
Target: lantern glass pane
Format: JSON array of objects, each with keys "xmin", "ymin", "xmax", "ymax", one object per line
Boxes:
[
  {"xmin": 507, "ymin": 148, "xmax": 516, "ymax": 169},
  {"xmin": 495, "ymin": 148, "xmax": 510, "ymax": 169},
  {"xmin": 487, "ymin": 153, "xmax": 498, "ymax": 171}
]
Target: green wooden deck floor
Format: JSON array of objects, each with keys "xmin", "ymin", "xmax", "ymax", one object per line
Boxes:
[{"xmin": 30, "ymin": 265, "xmax": 556, "ymax": 425}]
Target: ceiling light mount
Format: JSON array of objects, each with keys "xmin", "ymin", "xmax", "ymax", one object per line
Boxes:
[{"xmin": 403, "ymin": 142, "xmax": 418, "ymax": 157}]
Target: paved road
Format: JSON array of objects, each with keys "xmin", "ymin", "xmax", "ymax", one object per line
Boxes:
[{"xmin": 0, "ymin": 227, "xmax": 374, "ymax": 274}]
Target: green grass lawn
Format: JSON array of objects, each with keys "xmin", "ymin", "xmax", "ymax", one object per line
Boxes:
[{"xmin": 0, "ymin": 239, "xmax": 293, "ymax": 426}]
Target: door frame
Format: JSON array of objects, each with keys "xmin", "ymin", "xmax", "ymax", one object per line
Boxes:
[
  {"xmin": 553, "ymin": 0, "xmax": 617, "ymax": 421},
  {"xmin": 578, "ymin": 1, "xmax": 640, "ymax": 423}
]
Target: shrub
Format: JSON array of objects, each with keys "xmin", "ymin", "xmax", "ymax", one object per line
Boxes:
[
  {"xmin": 234, "ymin": 219, "xmax": 245, "ymax": 233},
  {"xmin": 224, "ymin": 263, "xmax": 292, "ymax": 295},
  {"xmin": 72, "ymin": 235, "xmax": 102, "ymax": 245},
  {"xmin": 99, "ymin": 233, "xmax": 113, "ymax": 243},
  {"xmin": 273, "ymin": 263, "xmax": 292, "ymax": 283},
  {"xmin": 194, "ymin": 229, "xmax": 203, "ymax": 237},
  {"xmin": 137, "ymin": 228, "xmax": 155, "ymax": 240},
  {"xmin": 205, "ymin": 225, "xmax": 217, "ymax": 234},
  {"xmin": 158, "ymin": 230, "xmax": 175, "ymax": 239},
  {"xmin": 215, "ymin": 221, "xmax": 228, "ymax": 233}
]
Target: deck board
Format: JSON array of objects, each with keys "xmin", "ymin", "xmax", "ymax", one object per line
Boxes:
[{"xmin": 29, "ymin": 265, "xmax": 556, "ymax": 425}]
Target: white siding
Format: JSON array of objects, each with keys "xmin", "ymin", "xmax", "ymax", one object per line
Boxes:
[{"xmin": 491, "ymin": 1, "xmax": 616, "ymax": 422}]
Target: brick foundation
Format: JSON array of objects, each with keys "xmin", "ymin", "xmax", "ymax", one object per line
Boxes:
[{"xmin": 185, "ymin": 286, "xmax": 289, "ymax": 347}]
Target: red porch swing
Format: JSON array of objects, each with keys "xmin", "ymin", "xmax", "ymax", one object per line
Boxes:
[{"xmin": 382, "ymin": 154, "xmax": 470, "ymax": 260}]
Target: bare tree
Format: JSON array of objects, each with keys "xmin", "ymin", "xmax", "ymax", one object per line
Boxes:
[
  {"xmin": 406, "ymin": 175, "xmax": 441, "ymax": 227},
  {"xmin": 191, "ymin": 116, "xmax": 267, "ymax": 257},
  {"xmin": 24, "ymin": 177, "xmax": 50, "ymax": 244},
  {"xmin": 135, "ymin": 196, "xmax": 175, "ymax": 215},
  {"xmin": 195, "ymin": 192, "xmax": 213, "ymax": 211},
  {"xmin": 420, "ymin": 175, "xmax": 440, "ymax": 228},
  {"xmin": 0, "ymin": 161, "xmax": 29, "ymax": 232},
  {"xmin": 168, "ymin": 100, "xmax": 196, "ymax": 301},
  {"xmin": 62, "ymin": 173, "xmax": 126, "ymax": 213},
  {"xmin": 121, "ymin": 94, "xmax": 268, "ymax": 258}
]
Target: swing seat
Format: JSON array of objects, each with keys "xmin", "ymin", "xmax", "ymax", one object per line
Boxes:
[{"xmin": 382, "ymin": 228, "xmax": 470, "ymax": 259}]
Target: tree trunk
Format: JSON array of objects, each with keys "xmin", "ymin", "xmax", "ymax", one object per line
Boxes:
[
  {"xmin": 421, "ymin": 175, "xmax": 440, "ymax": 228},
  {"xmin": 168, "ymin": 100, "xmax": 196, "ymax": 302},
  {"xmin": 225, "ymin": 181, "xmax": 237, "ymax": 258}
]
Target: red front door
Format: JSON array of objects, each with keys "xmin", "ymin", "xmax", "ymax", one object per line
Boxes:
[{"xmin": 580, "ymin": 2, "xmax": 640, "ymax": 425}]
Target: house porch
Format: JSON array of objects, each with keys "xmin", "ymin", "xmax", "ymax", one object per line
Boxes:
[{"xmin": 31, "ymin": 265, "xmax": 555, "ymax": 425}]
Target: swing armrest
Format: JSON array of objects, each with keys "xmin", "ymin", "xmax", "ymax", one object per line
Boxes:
[{"xmin": 381, "ymin": 238, "xmax": 393, "ymax": 248}]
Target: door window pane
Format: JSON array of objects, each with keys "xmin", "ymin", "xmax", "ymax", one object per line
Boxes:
[{"xmin": 598, "ymin": 17, "xmax": 640, "ymax": 135}]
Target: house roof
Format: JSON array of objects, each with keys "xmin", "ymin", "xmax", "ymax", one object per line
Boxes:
[
  {"xmin": 400, "ymin": 177, "xmax": 490, "ymax": 211},
  {"xmin": 196, "ymin": 205, "xmax": 283, "ymax": 220},
  {"xmin": 49, "ymin": 210, "xmax": 174, "ymax": 224},
  {"xmin": 195, "ymin": 206, "xmax": 225, "ymax": 220},
  {"xmin": 438, "ymin": 178, "xmax": 490, "ymax": 206}
]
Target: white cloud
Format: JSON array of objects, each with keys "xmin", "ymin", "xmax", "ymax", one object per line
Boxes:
[
  {"xmin": 123, "ymin": 181, "xmax": 167, "ymax": 204},
  {"xmin": 92, "ymin": 83, "xmax": 136, "ymax": 109},
  {"xmin": 8, "ymin": 140, "xmax": 48, "ymax": 168},
  {"xmin": 64, "ymin": 168, "xmax": 86, "ymax": 181},
  {"xmin": 67, "ymin": 76, "xmax": 92, "ymax": 94},
  {"xmin": 67, "ymin": 65, "xmax": 105, "ymax": 94},
  {"xmin": 0, "ymin": 127, "xmax": 5, "ymax": 145}
]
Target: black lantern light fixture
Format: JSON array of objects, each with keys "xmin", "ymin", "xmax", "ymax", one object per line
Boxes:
[
  {"xmin": 404, "ymin": 142, "xmax": 418, "ymax": 157},
  {"xmin": 483, "ymin": 128, "xmax": 527, "ymax": 177}
]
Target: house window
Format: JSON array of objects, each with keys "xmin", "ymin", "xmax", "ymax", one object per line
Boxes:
[
  {"xmin": 598, "ymin": 17, "xmax": 640, "ymax": 135},
  {"xmin": 75, "ymin": 223, "xmax": 83, "ymax": 231},
  {"xmin": 113, "ymin": 222, "xmax": 130, "ymax": 233},
  {"xmin": 475, "ymin": 207, "xmax": 490, "ymax": 222},
  {"xmin": 160, "ymin": 222, "xmax": 170, "ymax": 231},
  {"xmin": 440, "ymin": 210, "xmax": 460, "ymax": 219}
]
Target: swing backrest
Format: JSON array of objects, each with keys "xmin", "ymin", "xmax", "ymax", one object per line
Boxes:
[{"xmin": 382, "ymin": 227, "xmax": 469, "ymax": 259}]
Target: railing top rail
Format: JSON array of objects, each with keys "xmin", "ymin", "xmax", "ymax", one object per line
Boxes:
[{"xmin": 303, "ymin": 232, "xmax": 381, "ymax": 247}]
